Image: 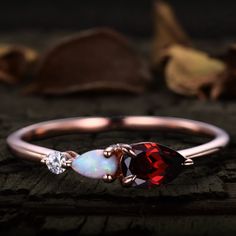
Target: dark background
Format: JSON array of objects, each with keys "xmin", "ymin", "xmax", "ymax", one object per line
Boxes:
[
  {"xmin": 0, "ymin": 1, "xmax": 236, "ymax": 236},
  {"xmin": 0, "ymin": 0, "xmax": 235, "ymax": 38}
]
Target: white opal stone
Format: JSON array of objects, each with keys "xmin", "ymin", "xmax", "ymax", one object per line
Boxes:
[{"xmin": 71, "ymin": 149, "xmax": 118, "ymax": 179}]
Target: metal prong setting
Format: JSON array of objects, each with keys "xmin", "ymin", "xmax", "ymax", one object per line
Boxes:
[
  {"xmin": 65, "ymin": 150, "xmax": 79, "ymax": 158},
  {"xmin": 102, "ymin": 143, "xmax": 137, "ymax": 185},
  {"xmin": 102, "ymin": 174, "xmax": 116, "ymax": 183},
  {"xmin": 121, "ymin": 175, "xmax": 137, "ymax": 187},
  {"xmin": 63, "ymin": 151, "xmax": 79, "ymax": 168},
  {"xmin": 62, "ymin": 159, "xmax": 74, "ymax": 168},
  {"xmin": 40, "ymin": 158, "xmax": 47, "ymax": 164},
  {"xmin": 103, "ymin": 143, "xmax": 137, "ymax": 158},
  {"xmin": 182, "ymin": 158, "xmax": 194, "ymax": 166}
]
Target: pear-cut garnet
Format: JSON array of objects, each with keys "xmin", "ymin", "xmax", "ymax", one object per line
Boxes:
[{"xmin": 121, "ymin": 142, "xmax": 186, "ymax": 187}]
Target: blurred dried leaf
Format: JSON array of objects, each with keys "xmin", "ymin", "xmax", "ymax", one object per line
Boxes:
[
  {"xmin": 208, "ymin": 71, "xmax": 236, "ymax": 100},
  {"xmin": 151, "ymin": 1, "xmax": 236, "ymax": 100},
  {"xmin": 0, "ymin": 44, "xmax": 38, "ymax": 84},
  {"xmin": 222, "ymin": 44, "xmax": 236, "ymax": 69},
  {"xmin": 165, "ymin": 45, "xmax": 226, "ymax": 99},
  {"xmin": 210, "ymin": 44, "xmax": 236, "ymax": 99},
  {"xmin": 152, "ymin": 0, "xmax": 191, "ymax": 67},
  {"xmin": 27, "ymin": 28, "xmax": 152, "ymax": 95}
]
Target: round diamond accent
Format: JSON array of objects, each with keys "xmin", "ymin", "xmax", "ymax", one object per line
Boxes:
[
  {"xmin": 45, "ymin": 151, "xmax": 67, "ymax": 174},
  {"xmin": 121, "ymin": 142, "xmax": 186, "ymax": 187}
]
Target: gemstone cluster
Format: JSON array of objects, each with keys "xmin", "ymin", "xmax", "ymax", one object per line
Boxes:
[{"xmin": 45, "ymin": 142, "xmax": 187, "ymax": 188}]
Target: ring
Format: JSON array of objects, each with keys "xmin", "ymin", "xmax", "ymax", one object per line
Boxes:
[{"xmin": 7, "ymin": 116, "xmax": 229, "ymax": 188}]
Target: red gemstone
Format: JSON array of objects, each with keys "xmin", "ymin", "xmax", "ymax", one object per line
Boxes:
[{"xmin": 121, "ymin": 142, "xmax": 185, "ymax": 187}]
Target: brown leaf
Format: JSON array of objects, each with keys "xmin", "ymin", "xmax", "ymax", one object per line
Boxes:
[
  {"xmin": 222, "ymin": 44, "xmax": 236, "ymax": 68},
  {"xmin": 210, "ymin": 44, "xmax": 236, "ymax": 99},
  {"xmin": 209, "ymin": 71, "xmax": 236, "ymax": 100},
  {"xmin": 152, "ymin": 0, "xmax": 191, "ymax": 68},
  {"xmin": 165, "ymin": 45, "xmax": 226, "ymax": 99},
  {"xmin": 0, "ymin": 44, "xmax": 38, "ymax": 84},
  {"xmin": 27, "ymin": 28, "xmax": 152, "ymax": 95}
]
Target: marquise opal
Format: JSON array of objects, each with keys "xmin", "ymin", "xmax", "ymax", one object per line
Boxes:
[{"xmin": 71, "ymin": 149, "xmax": 118, "ymax": 178}]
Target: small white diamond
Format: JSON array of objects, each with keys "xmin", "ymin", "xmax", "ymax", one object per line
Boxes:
[{"xmin": 45, "ymin": 151, "xmax": 66, "ymax": 174}]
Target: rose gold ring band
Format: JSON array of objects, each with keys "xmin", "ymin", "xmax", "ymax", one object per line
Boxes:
[
  {"xmin": 7, "ymin": 116, "xmax": 229, "ymax": 160},
  {"xmin": 6, "ymin": 116, "xmax": 230, "ymax": 187}
]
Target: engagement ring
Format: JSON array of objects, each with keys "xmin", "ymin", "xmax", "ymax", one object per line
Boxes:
[{"xmin": 7, "ymin": 116, "xmax": 229, "ymax": 188}]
